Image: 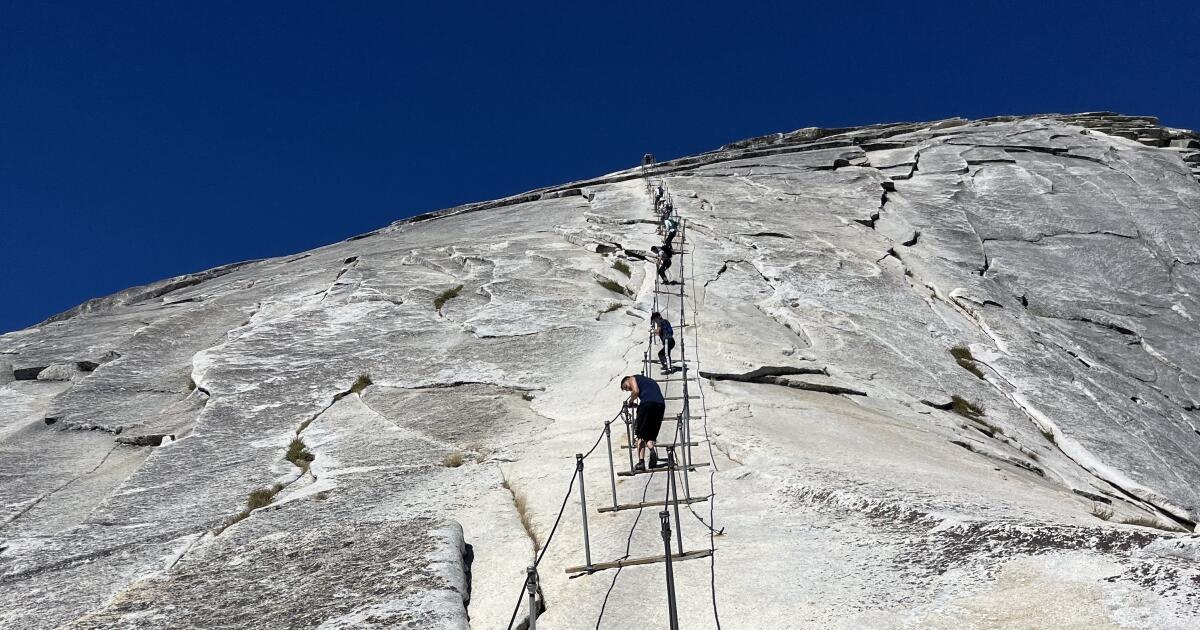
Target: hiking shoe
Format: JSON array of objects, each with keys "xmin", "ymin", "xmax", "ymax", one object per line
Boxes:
[
  {"xmin": 634, "ymin": 461, "xmax": 646, "ymax": 473},
  {"xmin": 649, "ymin": 451, "xmax": 659, "ymax": 469}
]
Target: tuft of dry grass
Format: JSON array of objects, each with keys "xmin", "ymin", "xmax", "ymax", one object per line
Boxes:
[
  {"xmin": 442, "ymin": 452, "xmax": 465, "ymax": 468},
  {"xmin": 502, "ymin": 479, "xmax": 541, "ymax": 554},
  {"xmin": 433, "ymin": 284, "xmax": 464, "ymax": 310},
  {"xmin": 286, "ymin": 438, "xmax": 315, "ymax": 470},
  {"xmin": 514, "ymin": 491, "xmax": 541, "ymax": 552},
  {"xmin": 349, "ymin": 373, "xmax": 372, "ymax": 394},
  {"xmin": 1090, "ymin": 502, "xmax": 1114, "ymax": 521},
  {"xmin": 330, "ymin": 373, "xmax": 373, "ymax": 406},
  {"xmin": 597, "ymin": 278, "xmax": 627, "ymax": 296},
  {"xmin": 612, "ymin": 260, "xmax": 631, "ymax": 276},
  {"xmin": 247, "ymin": 484, "xmax": 283, "ymax": 510},
  {"xmin": 950, "ymin": 395, "xmax": 985, "ymax": 420},
  {"xmin": 219, "ymin": 482, "xmax": 285, "ymax": 532},
  {"xmin": 950, "ymin": 346, "xmax": 985, "ymax": 379}
]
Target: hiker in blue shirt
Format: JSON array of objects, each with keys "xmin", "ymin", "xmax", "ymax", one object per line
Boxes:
[
  {"xmin": 652, "ymin": 312, "xmax": 675, "ymax": 373},
  {"xmin": 621, "ymin": 374, "xmax": 666, "ymax": 472}
]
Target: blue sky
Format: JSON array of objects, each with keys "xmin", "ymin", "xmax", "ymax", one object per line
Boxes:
[{"xmin": 2, "ymin": 1, "xmax": 1198, "ymax": 332}]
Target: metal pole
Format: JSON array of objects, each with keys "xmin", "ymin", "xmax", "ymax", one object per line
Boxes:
[
  {"xmin": 667, "ymin": 448, "xmax": 684, "ymax": 556},
  {"xmin": 661, "ymin": 510, "xmax": 681, "ymax": 630},
  {"xmin": 526, "ymin": 565, "xmax": 538, "ymax": 630},
  {"xmin": 678, "ymin": 218, "xmax": 693, "ymax": 493},
  {"xmin": 624, "ymin": 407, "xmax": 635, "ymax": 471},
  {"xmin": 680, "ymin": 397, "xmax": 692, "ymax": 499},
  {"xmin": 605, "ymin": 420, "xmax": 618, "ymax": 509},
  {"xmin": 576, "ymin": 454, "xmax": 593, "ymax": 571}
]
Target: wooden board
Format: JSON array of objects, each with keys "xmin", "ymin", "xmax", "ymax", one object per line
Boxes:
[
  {"xmin": 598, "ymin": 495, "xmax": 709, "ymax": 513},
  {"xmin": 565, "ymin": 549, "xmax": 713, "ymax": 575},
  {"xmin": 617, "ymin": 462, "xmax": 709, "ymax": 477}
]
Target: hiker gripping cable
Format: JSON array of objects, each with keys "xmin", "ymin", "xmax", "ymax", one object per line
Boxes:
[
  {"xmin": 620, "ymin": 374, "xmax": 666, "ymax": 472},
  {"xmin": 651, "ymin": 311, "xmax": 676, "ymax": 374}
]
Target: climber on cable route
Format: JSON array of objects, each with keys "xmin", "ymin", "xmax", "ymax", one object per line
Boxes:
[
  {"xmin": 651, "ymin": 240, "xmax": 675, "ymax": 285},
  {"xmin": 657, "ymin": 197, "xmax": 672, "ymax": 219},
  {"xmin": 621, "ymin": 374, "xmax": 666, "ymax": 472},
  {"xmin": 651, "ymin": 311, "xmax": 676, "ymax": 373},
  {"xmin": 660, "ymin": 214, "xmax": 679, "ymax": 245}
]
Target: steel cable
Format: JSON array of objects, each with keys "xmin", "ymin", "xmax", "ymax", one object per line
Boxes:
[
  {"xmin": 504, "ymin": 408, "xmax": 623, "ymax": 630},
  {"xmin": 685, "ymin": 210, "xmax": 724, "ymax": 629}
]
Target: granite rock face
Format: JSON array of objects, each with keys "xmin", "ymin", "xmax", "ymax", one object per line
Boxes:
[{"xmin": 2, "ymin": 112, "xmax": 1200, "ymax": 629}]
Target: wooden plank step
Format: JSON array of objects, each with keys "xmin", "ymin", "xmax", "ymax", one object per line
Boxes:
[
  {"xmin": 664, "ymin": 395, "xmax": 699, "ymax": 400},
  {"xmin": 617, "ymin": 462, "xmax": 709, "ymax": 477},
  {"xmin": 566, "ymin": 549, "xmax": 713, "ymax": 575},
  {"xmin": 620, "ymin": 441, "xmax": 700, "ymax": 449},
  {"xmin": 598, "ymin": 495, "xmax": 709, "ymax": 513}
]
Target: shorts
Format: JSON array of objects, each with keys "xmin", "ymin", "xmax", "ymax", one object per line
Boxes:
[{"xmin": 635, "ymin": 401, "xmax": 666, "ymax": 441}]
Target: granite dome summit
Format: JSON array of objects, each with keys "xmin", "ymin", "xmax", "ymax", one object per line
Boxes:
[{"xmin": 3, "ymin": 112, "xmax": 1200, "ymax": 629}]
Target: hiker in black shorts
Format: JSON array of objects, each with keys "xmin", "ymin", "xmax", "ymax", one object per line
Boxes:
[{"xmin": 621, "ymin": 374, "xmax": 666, "ymax": 472}]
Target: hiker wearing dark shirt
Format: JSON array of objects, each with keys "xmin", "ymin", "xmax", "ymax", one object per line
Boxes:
[
  {"xmin": 652, "ymin": 312, "xmax": 675, "ymax": 372},
  {"xmin": 621, "ymin": 374, "xmax": 666, "ymax": 472},
  {"xmin": 651, "ymin": 242, "xmax": 674, "ymax": 285}
]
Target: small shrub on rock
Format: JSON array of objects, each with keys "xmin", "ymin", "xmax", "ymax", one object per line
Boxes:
[
  {"xmin": 286, "ymin": 438, "xmax": 315, "ymax": 470},
  {"xmin": 1090, "ymin": 503, "xmax": 1114, "ymax": 521},
  {"xmin": 597, "ymin": 279, "xmax": 627, "ymax": 296},
  {"xmin": 433, "ymin": 285, "xmax": 464, "ymax": 310},
  {"xmin": 950, "ymin": 346, "xmax": 985, "ymax": 379},
  {"xmin": 950, "ymin": 395, "xmax": 985, "ymax": 420}
]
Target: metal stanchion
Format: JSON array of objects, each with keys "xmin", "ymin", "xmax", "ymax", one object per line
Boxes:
[
  {"xmin": 660, "ymin": 510, "xmax": 681, "ymax": 630},
  {"xmin": 667, "ymin": 448, "xmax": 684, "ymax": 556},
  {"xmin": 576, "ymin": 454, "xmax": 593, "ymax": 571},
  {"xmin": 605, "ymin": 419, "xmax": 618, "ymax": 509},
  {"xmin": 526, "ymin": 565, "xmax": 538, "ymax": 630},
  {"xmin": 624, "ymin": 407, "xmax": 635, "ymax": 471},
  {"xmin": 680, "ymin": 396, "xmax": 692, "ymax": 499}
]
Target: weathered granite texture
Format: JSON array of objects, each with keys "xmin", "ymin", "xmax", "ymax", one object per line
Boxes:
[{"xmin": 2, "ymin": 113, "xmax": 1199, "ymax": 629}]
